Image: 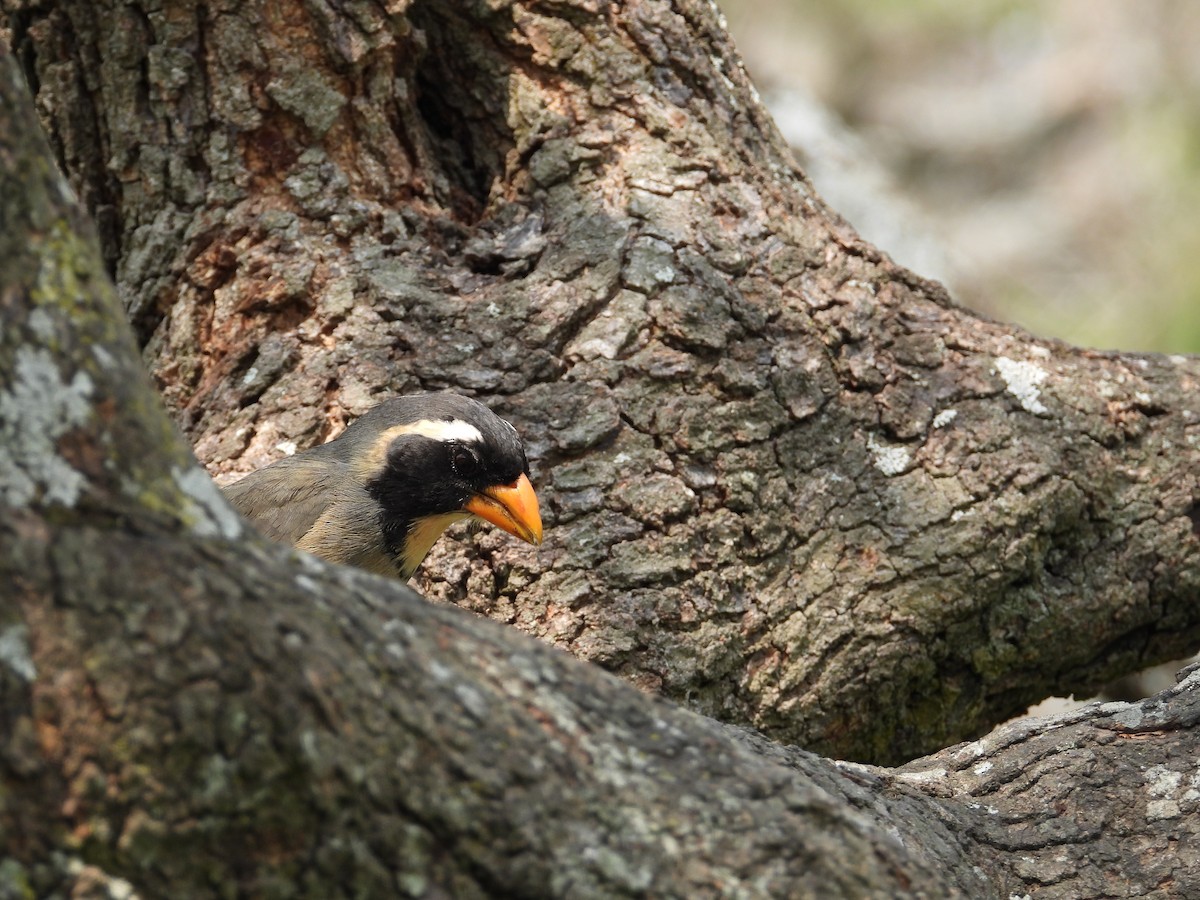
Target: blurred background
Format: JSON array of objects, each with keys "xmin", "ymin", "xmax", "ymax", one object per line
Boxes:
[
  {"xmin": 719, "ymin": 0, "xmax": 1200, "ymax": 708},
  {"xmin": 720, "ymin": 0, "xmax": 1200, "ymax": 354}
]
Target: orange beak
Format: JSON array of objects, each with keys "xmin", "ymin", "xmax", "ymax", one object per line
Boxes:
[{"xmin": 464, "ymin": 473, "xmax": 543, "ymax": 546}]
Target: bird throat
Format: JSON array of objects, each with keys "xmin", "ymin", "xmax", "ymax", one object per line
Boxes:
[{"xmin": 398, "ymin": 511, "xmax": 471, "ymax": 578}]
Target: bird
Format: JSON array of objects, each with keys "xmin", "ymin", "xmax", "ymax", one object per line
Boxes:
[{"xmin": 222, "ymin": 392, "xmax": 542, "ymax": 579}]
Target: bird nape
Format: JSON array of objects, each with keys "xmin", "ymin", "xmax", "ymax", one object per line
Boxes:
[{"xmin": 220, "ymin": 392, "xmax": 543, "ymax": 580}]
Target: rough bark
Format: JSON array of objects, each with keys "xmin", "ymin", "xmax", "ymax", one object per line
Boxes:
[
  {"xmin": 0, "ymin": 48, "xmax": 990, "ymax": 895},
  {"xmin": 3, "ymin": 11, "xmax": 1200, "ymax": 899},
  {"xmin": 7, "ymin": 0, "xmax": 1200, "ymax": 767}
]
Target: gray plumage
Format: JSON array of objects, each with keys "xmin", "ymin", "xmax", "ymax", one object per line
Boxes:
[{"xmin": 221, "ymin": 393, "xmax": 537, "ymax": 579}]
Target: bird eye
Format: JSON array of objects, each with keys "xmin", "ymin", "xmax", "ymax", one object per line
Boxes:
[{"xmin": 451, "ymin": 445, "xmax": 482, "ymax": 478}]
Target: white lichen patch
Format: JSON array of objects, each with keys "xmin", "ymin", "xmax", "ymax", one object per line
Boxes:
[
  {"xmin": 892, "ymin": 768, "xmax": 948, "ymax": 785},
  {"xmin": 0, "ymin": 347, "xmax": 94, "ymax": 507},
  {"xmin": 932, "ymin": 408, "xmax": 958, "ymax": 428},
  {"xmin": 0, "ymin": 624, "xmax": 37, "ymax": 682},
  {"xmin": 172, "ymin": 466, "xmax": 243, "ymax": 540},
  {"xmin": 954, "ymin": 739, "xmax": 988, "ymax": 760},
  {"xmin": 27, "ymin": 308, "xmax": 56, "ymax": 342},
  {"xmin": 995, "ymin": 356, "xmax": 1049, "ymax": 415},
  {"xmin": 867, "ymin": 433, "xmax": 912, "ymax": 476},
  {"xmin": 1144, "ymin": 764, "xmax": 1185, "ymax": 820}
]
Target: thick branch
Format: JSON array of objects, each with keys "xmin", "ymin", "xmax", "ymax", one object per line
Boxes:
[
  {"xmin": 0, "ymin": 45, "xmax": 961, "ymax": 891},
  {"xmin": 729, "ymin": 662, "xmax": 1200, "ymax": 897},
  {"xmin": 5, "ymin": 0, "xmax": 1199, "ymax": 769},
  {"xmin": 2, "ymin": 35, "xmax": 1199, "ymax": 897},
  {"xmin": 897, "ymin": 662, "xmax": 1200, "ymax": 896}
]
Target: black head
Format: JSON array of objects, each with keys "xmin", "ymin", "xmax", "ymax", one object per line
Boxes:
[{"xmin": 340, "ymin": 393, "xmax": 540, "ymax": 575}]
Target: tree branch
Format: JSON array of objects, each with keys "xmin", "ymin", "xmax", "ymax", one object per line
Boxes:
[
  {"xmin": 8, "ymin": 0, "xmax": 1200, "ymax": 766},
  {"xmin": 3, "ymin": 25, "xmax": 1200, "ymax": 896}
]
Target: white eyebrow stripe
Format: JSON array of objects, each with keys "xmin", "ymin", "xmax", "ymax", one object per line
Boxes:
[
  {"xmin": 399, "ymin": 418, "xmax": 484, "ymax": 444},
  {"xmin": 353, "ymin": 418, "xmax": 485, "ymax": 479}
]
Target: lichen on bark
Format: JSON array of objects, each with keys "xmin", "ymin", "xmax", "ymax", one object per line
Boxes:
[
  {"xmin": 3, "ymin": 4, "xmax": 1200, "ymax": 896},
  {"xmin": 8, "ymin": 0, "xmax": 1199, "ymax": 765}
]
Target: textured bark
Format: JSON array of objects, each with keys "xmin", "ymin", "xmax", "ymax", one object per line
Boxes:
[
  {"xmin": 10, "ymin": 0, "xmax": 1200, "ymax": 782},
  {"xmin": 736, "ymin": 661, "xmax": 1200, "ymax": 898},
  {"xmin": 0, "ymin": 48, "xmax": 986, "ymax": 894},
  {"xmin": 8, "ymin": 0, "xmax": 1200, "ymax": 768},
  {"xmin": 3, "ymin": 14, "xmax": 1200, "ymax": 899}
]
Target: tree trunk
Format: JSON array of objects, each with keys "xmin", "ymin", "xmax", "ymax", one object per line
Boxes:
[
  {"xmin": 1, "ymin": 1, "xmax": 1199, "ymax": 894},
  {"xmin": 9, "ymin": 0, "xmax": 1200, "ymax": 766}
]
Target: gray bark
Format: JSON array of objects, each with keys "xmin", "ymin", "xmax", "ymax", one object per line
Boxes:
[
  {"xmin": 7, "ymin": 0, "xmax": 1200, "ymax": 765},
  {"xmin": 1, "ymin": 1, "xmax": 1199, "ymax": 894}
]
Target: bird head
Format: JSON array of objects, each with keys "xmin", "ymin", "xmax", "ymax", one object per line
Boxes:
[{"xmin": 342, "ymin": 393, "xmax": 543, "ymax": 576}]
